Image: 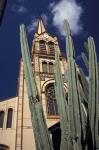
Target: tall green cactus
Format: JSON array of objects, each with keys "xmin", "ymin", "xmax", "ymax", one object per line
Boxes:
[
  {"xmin": 54, "ymin": 49, "xmax": 70, "ymax": 150},
  {"xmin": 64, "ymin": 20, "xmax": 82, "ymax": 149},
  {"xmin": 65, "ymin": 21, "xmax": 87, "ymax": 150},
  {"xmin": 78, "ymin": 67, "xmax": 89, "ymax": 102},
  {"xmin": 20, "ymin": 24, "xmax": 53, "ymax": 150},
  {"xmin": 87, "ymin": 37, "xmax": 99, "ymax": 150}
]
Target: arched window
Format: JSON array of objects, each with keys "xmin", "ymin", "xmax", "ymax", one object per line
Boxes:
[
  {"xmin": 39, "ymin": 40, "xmax": 46, "ymax": 54},
  {"xmin": 46, "ymin": 84, "xmax": 58, "ymax": 116},
  {"xmin": 6, "ymin": 108, "xmax": 13, "ymax": 128},
  {"xmin": 49, "ymin": 62, "xmax": 54, "ymax": 73},
  {"xmin": 48, "ymin": 42, "xmax": 55, "ymax": 54},
  {"xmin": 0, "ymin": 144, "xmax": 9, "ymax": 150},
  {"xmin": 42, "ymin": 61, "xmax": 47, "ymax": 73},
  {"xmin": 0, "ymin": 111, "xmax": 4, "ymax": 128}
]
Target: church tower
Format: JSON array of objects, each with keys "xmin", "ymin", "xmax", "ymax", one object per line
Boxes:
[
  {"xmin": 0, "ymin": 18, "xmax": 67, "ymax": 150},
  {"xmin": 31, "ymin": 18, "xmax": 66, "ymax": 125}
]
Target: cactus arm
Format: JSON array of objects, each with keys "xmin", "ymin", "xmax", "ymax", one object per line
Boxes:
[
  {"xmin": 20, "ymin": 24, "xmax": 53, "ymax": 150},
  {"xmin": 20, "ymin": 26, "xmax": 41, "ymax": 149},
  {"xmin": 88, "ymin": 37, "xmax": 99, "ymax": 149},
  {"xmin": 78, "ymin": 68, "xmax": 89, "ymax": 101},
  {"xmin": 81, "ymin": 52, "xmax": 89, "ymax": 71},
  {"xmin": 64, "ymin": 20, "xmax": 82, "ymax": 149},
  {"xmin": 84, "ymin": 42, "xmax": 89, "ymax": 54},
  {"xmin": 77, "ymin": 79, "xmax": 87, "ymax": 143},
  {"xmin": 54, "ymin": 50, "xmax": 70, "ymax": 150}
]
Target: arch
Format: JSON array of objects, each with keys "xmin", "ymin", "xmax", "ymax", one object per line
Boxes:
[
  {"xmin": 0, "ymin": 111, "xmax": 4, "ymax": 128},
  {"xmin": 0, "ymin": 144, "xmax": 9, "ymax": 150},
  {"xmin": 42, "ymin": 79, "xmax": 55, "ymax": 92},
  {"xmin": 41, "ymin": 79, "xmax": 67, "ymax": 93},
  {"xmin": 42, "ymin": 61, "xmax": 47, "ymax": 73},
  {"xmin": 49, "ymin": 62, "xmax": 54, "ymax": 73},
  {"xmin": 39, "ymin": 40, "xmax": 46, "ymax": 54},
  {"xmin": 45, "ymin": 83, "xmax": 58, "ymax": 116},
  {"xmin": 6, "ymin": 108, "xmax": 13, "ymax": 128},
  {"xmin": 48, "ymin": 41, "xmax": 55, "ymax": 54}
]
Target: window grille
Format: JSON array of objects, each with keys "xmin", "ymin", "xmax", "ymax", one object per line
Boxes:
[
  {"xmin": 46, "ymin": 84, "xmax": 58, "ymax": 116},
  {"xmin": 39, "ymin": 40, "xmax": 46, "ymax": 54},
  {"xmin": 42, "ymin": 61, "xmax": 47, "ymax": 73},
  {"xmin": 48, "ymin": 42, "xmax": 55, "ymax": 54},
  {"xmin": 49, "ymin": 62, "xmax": 54, "ymax": 73}
]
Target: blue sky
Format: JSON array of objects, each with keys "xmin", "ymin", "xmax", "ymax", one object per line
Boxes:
[{"xmin": 0, "ymin": 0, "xmax": 99, "ymax": 100}]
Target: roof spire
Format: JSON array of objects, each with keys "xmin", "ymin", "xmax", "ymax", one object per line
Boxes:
[{"xmin": 37, "ymin": 17, "xmax": 46, "ymax": 34}]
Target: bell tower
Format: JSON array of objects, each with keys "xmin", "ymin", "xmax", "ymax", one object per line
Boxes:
[{"xmin": 31, "ymin": 18, "xmax": 66, "ymax": 127}]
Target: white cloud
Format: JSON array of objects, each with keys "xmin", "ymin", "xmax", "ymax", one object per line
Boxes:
[
  {"xmin": 11, "ymin": 5, "xmax": 27, "ymax": 13},
  {"xmin": 49, "ymin": 2, "xmax": 55, "ymax": 9},
  {"xmin": 27, "ymin": 14, "xmax": 48, "ymax": 34},
  {"xmin": 27, "ymin": 17, "xmax": 38, "ymax": 33},
  {"xmin": 49, "ymin": 0, "xmax": 83, "ymax": 35},
  {"xmin": 41, "ymin": 14, "xmax": 48, "ymax": 25}
]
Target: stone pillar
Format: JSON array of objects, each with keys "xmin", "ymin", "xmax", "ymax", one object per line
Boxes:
[{"xmin": 15, "ymin": 60, "xmax": 24, "ymax": 150}]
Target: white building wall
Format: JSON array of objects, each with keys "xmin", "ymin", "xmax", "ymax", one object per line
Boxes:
[{"xmin": 0, "ymin": 97, "xmax": 18, "ymax": 150}]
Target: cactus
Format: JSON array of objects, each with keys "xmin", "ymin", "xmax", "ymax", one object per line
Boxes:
[
  {"xmin": 81, "ymin": 52, "xmax": 89, "ymax": 71},
  {"xmin": 87, "ymin": 37, "xmax": 99, "ymax": 150},
  {"xmin": 84, "ymin": 42, "xmax": 89, "ymax": 54},
  {"xmin": 19, "ymin": 20, "xmax": 99, "ymax": 150},
  {"xmin": 54, "ymin": 49, "xmax": 70, "ymax": 150},
  {"xmin": 78, "ymin": 67, "xmax": 89, "ymax": 102},
  {"xmin": 64, "ymin": 20, "xmax": 99, "ymax": 150},
  {"xmin": 20, "ymin": 24, "xmax": 53, "ymax": 150},
  {"xmin": 64, "ymin": 20, "xmax": 83, "ymax": 149}
]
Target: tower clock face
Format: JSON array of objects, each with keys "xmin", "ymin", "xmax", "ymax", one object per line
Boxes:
[{"xmin": 42, "ymin": 33, "xmax": 48, "ymax": 39}]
